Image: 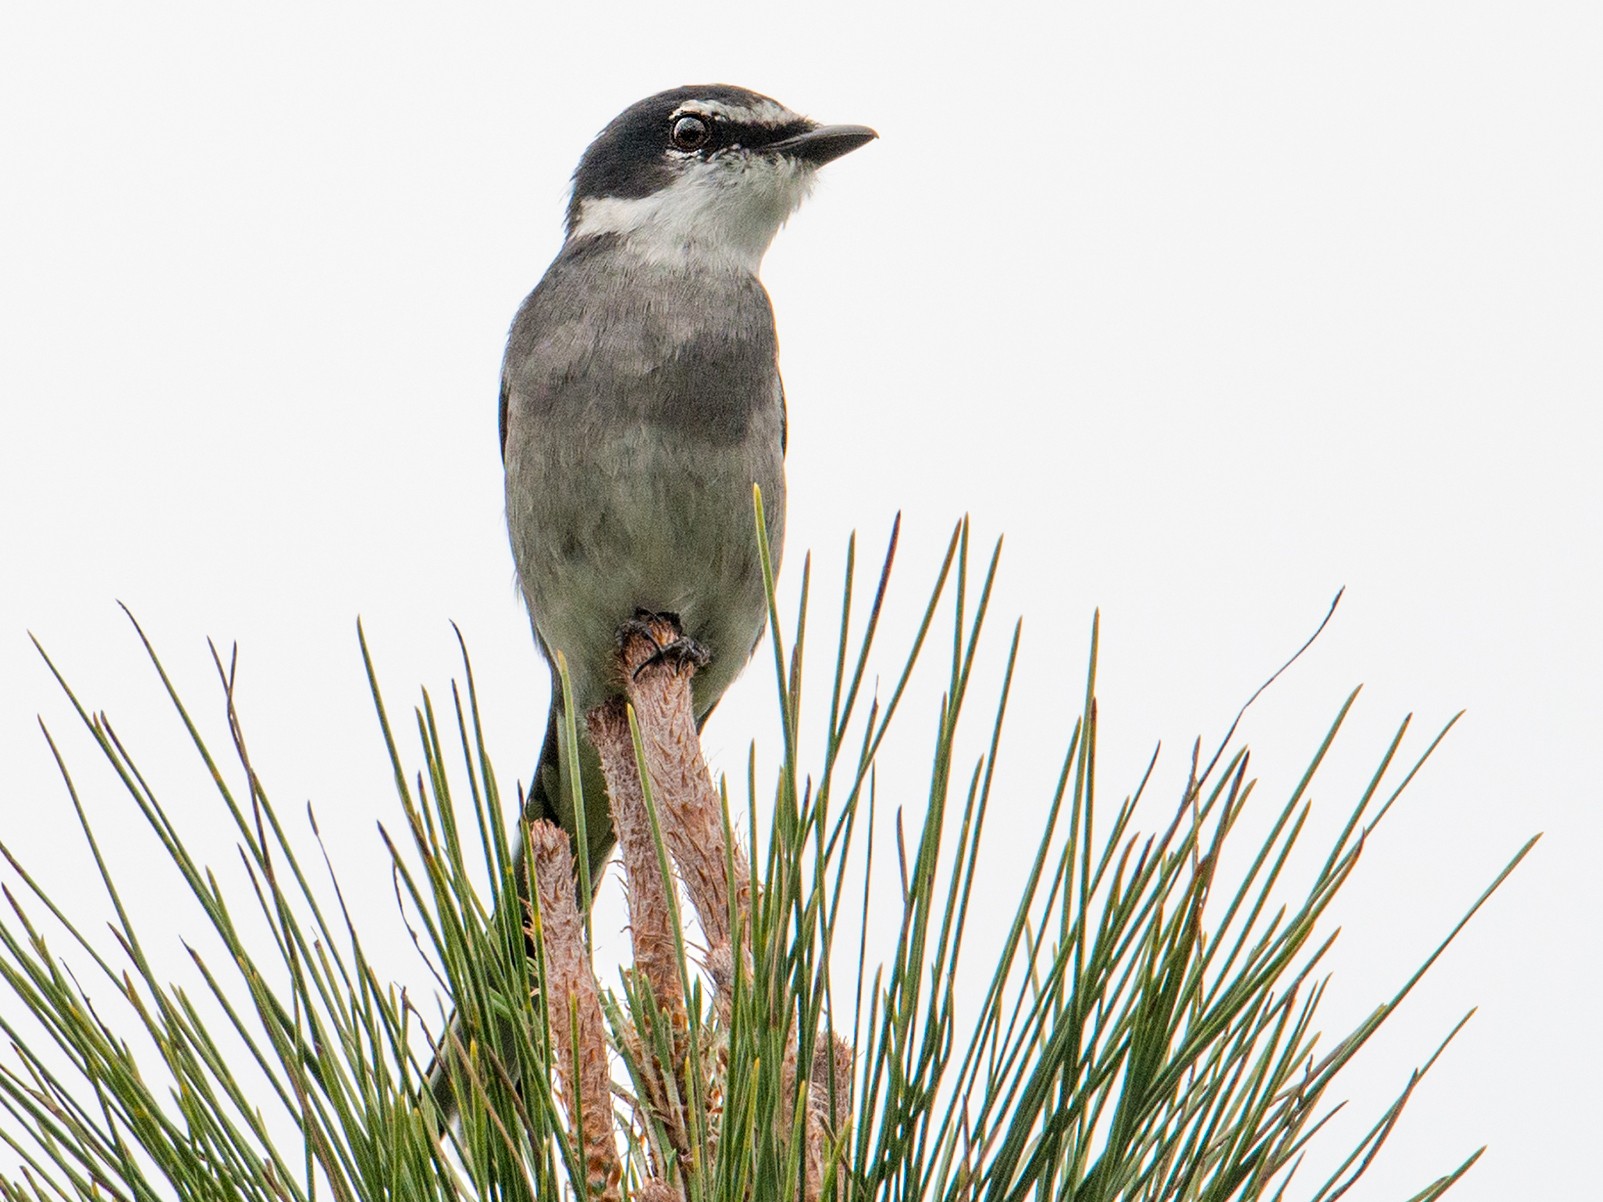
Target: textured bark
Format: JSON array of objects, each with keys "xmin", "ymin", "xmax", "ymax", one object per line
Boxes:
[
  {"xmin": 615, "ymin": 615, "xmax": 752, "ymax": 952},
  {"xmin": 587, "ymin": 698, "xmax": 686, "ymax": 1026},
  {"xmin": 518, "ymin": 613, "xmax": 854, "ymax": 1201},
  {"xmin": 806, "ymin": 1031, "xmax": 856, "ymax": 1201},
  {"xmin": 527, "ymin": 821, "xmax": 620, "ymax": 1201}
]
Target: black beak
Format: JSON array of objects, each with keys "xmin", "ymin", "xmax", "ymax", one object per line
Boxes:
[{"xmin": 767, "ymin": 123, "xmax": 879, "ymax": 166}]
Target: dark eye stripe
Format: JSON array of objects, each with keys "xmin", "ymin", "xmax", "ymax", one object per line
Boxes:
[
  {"xmin": 710, "ymin": 118, "xmax": 814, "ymax": 149},
  {"xmin": 568, "ymin": 85, "xmax": 800, "ymax": 230}
]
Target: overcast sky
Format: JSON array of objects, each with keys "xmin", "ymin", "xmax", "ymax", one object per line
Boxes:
[{"xmin": 1, "ymin": 3, "xmax": 1598, "ymax": 1197}]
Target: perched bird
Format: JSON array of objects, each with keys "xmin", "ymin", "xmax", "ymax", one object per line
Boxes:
[{"xmin": 501, "ymin": 85, "xmax": 876, "ymax": 886}]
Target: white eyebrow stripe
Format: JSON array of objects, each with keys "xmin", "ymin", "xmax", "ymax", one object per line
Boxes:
[{"xmin": 672, "ymin": 98, "xmax": 797, "ymax": 127}]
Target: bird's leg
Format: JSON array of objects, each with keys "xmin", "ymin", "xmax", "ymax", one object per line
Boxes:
[{"xmin": 618, "ymin": 609, "xmax": 711, "ymax": 681}]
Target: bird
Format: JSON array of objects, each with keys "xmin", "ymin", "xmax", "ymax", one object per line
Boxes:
[{"xmin": 500, "ymin": 85, "xmax": 876, "ymax": 889}]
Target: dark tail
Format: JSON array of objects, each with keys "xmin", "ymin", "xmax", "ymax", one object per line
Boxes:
[
  {"xmin": 520, "ymin": 704, "xmax": 564, "ymax": 834},
  {"xmin": 427, "ymin": 696, "xmax": 612, "ymax": 1120},
  {"xmin": 522, "ymin": 691, "xmax": 617, "ymax": 889}
]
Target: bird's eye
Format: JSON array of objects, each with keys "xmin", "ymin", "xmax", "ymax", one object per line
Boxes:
[{"xmin": 670, "ymin": 115, "xmax": 711, "ymax": 150}]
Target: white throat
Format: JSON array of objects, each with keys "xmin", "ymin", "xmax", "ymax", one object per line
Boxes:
[{"xmin": 569, "ymin": 156, "xmax": 816, "ymax": 274}]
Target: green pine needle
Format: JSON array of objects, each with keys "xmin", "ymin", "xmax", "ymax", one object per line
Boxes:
[{"xmin": 0, "ymin": 521, "xmax": 1533, "ymax": 1201}]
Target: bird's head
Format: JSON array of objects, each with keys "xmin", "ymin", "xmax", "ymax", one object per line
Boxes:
[{"xmin": 564, "ymin": 84, "xmax": 876, "ymax": 272}]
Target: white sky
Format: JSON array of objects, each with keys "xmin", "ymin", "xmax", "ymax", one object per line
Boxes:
[{"xmin": 1, "ymin": 3, "xmax": 1598, "ymax": 1197}]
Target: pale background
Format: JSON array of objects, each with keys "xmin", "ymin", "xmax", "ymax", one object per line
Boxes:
[{"xmin": 1, "ymin": 3, "xmax": 1598, "ymax": 1198}]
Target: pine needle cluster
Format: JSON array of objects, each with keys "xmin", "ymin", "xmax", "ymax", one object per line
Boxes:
[{"xmin": 0, "ymin": 515, "xmax": 1532, "ymax": 1201}]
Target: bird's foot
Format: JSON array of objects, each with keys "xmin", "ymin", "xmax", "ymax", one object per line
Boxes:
[
  {"xmin": 617, "ymin": 610, "xmax": 680, "ymax": 655},
  {"xmin": 617, "ymin": 611, "xmax": 710, "ymax": 681},
  {"xmin": 634, "ymin": 636, "xmax": 711, "ymax": 680}
]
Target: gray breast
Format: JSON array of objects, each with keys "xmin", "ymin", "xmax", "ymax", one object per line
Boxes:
[
  {"xmin": 500, "ymin": 234, "xmax": 788, "ymax": 713},
  {"xmin": 503, "ymin": 234, "xmax": 782, "ymax": 449}
]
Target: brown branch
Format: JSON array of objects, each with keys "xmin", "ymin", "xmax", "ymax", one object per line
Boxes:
[
  {"xmin": 524, "ymin": 613, "xmax": 855, "ymax": 1201},
  {"xmin": 634, "ymin": 1181, "xmax": 681, "ymax": 1202},
  {"xmin": 614, "ymin": 616, "xmax": 752, "ymax": 952},
  {"xmin": 587, "ymin": 698, "xmax": 686, "ymax": 1022},
  {"xmin": 806, "ymin": 1031, "xmax": 856, "ymax": 1201},
  {"xmin": 587, "ymin": 693, "xmax": 693, "ymax": 1172},
  {"xmin": 527, "ymin": 821, "xmax": 620, "ymax": 1201}
]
